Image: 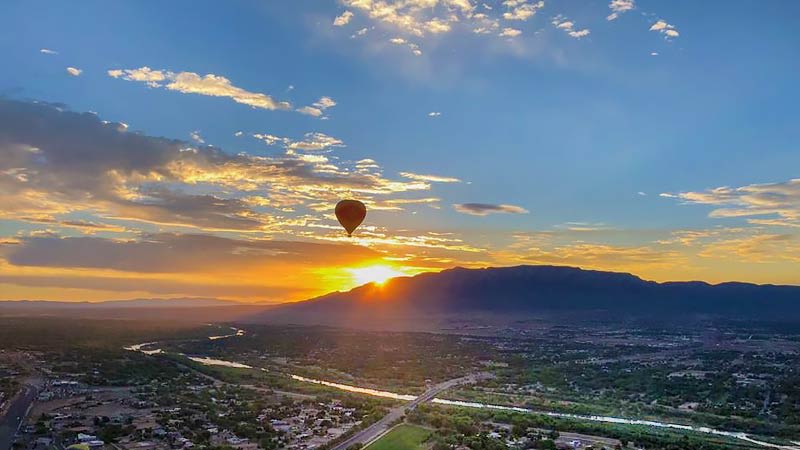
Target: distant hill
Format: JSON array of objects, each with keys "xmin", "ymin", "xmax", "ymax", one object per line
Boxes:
[
  {"xmin": 249, "ymin": 265, "xmax": 800, "ymax": 328},
  {"xmin": 0, "ymin": 297, "xmax": 271, "ymax": 322},
  {"xmin": 0, "ymin": 297, "xmax": 236, "ymax": 308}
]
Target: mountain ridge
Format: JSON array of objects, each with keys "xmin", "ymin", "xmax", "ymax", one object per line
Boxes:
[{"xmin": 250, "ymin": 265, "xmax": 800, "ymax": 327}]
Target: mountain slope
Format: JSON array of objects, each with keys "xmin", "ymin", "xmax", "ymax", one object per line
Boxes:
[{"xmin": 249, "ymin": 265, "xmax": 800, "ymax": 327}]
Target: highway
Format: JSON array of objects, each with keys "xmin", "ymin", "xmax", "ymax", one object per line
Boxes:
[
  {"xmin": 0, "ymin": 384, "xmax": 38, "ymax": 450},
  {"xmin": 330, "ymin": 374, "xmax": 488, "ymax": 450}
]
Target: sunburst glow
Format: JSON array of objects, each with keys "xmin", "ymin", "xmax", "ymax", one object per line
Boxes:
[{"xmin": 349, "ymin": 265, "xmax": 406, "ymax": 286}]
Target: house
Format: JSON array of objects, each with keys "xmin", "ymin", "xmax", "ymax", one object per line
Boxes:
[{"xmin": 78, "ymin": 433, "xmax": 98, "ymax": 442}]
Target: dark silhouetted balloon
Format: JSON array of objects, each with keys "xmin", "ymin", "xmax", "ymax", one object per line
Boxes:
[{"xmin": 335, "ymin": 200, "xmax": 367, "ymax": 237}]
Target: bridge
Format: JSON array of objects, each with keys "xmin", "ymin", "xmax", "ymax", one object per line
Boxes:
[{"xmin": 330, "ymin": 374, "xmax": 489, "ymax": 450}]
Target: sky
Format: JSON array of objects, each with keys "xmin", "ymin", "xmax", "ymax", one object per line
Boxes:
[{"xmin": 1, "ymin": 0, "xmax": 800, "ymax": 303}]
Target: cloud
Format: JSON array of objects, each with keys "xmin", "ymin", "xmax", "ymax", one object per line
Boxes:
[
  {"xmin": 189, "ymin": 131, "xmax": 205, "ymax": 144},
  {"xmin": 40, "ymin": 48, "xmax": 58, "ymax": 55},
  {"xmin": 698, "ymin": 233, "xmax": 800, "ymax": 263},
  {"xmin": 107, "ymin": 67, "xmax": 164, "ymax": 86},
  {"xmin": 296, "ymin": 96, "xmax": 338, "ymax": 117},
  {"xmin": 454, "ymin": 203, "xmax": 528, "ymax": 216},
  {"xmin": 558, "ymin": 222, "xmax": 612, "ymax": 232},
  {"xmin": 253, "ymin": 132, "xmax": 344, "ymax": 152},
  {"xmin": 0, "ymin": 233, "xmax": 386, "ymax": 300},
  {"xmin": 502, "ymin": 0, "xmax": 544, "ymax": 21},
  {"xmin": 340, "ymin": 0, "xmax": 474, "ymax": 37},
  {"xmin": 66, "ymin": 67, "xmax": 82, "ymax": 76},
  {"xmin": 650, "ymin": 19, "xmax": 679, "ymax": 39},
  {"xmin": 0, "ymin": 99, "xmax": 445, "ymax": 233},
  {"xmin": 352, "ymin": 27, "xmax": 370, "ymax": 37},
  {"xmin": 428, "ymin": 111, "xmax": 442, "ymax": 117},
  {"xmin": 551, "ymin": 16, "xmax": 590, "ymax": 39},
  {"xmin": 15, "ymin": 217, "xmax": 129, "ymax": 235},
  {"xmin": 288, "ymin": 132, "xmax": 344, "ymax": 152},
  {"xmin": 471, "ymin": 13, "xmax": 500, "ymax": 34},
  {"xmin": 389, "ymin": 37, "xmax": 423, "ymax": 56},
  {"xmin": 607, "ymin": 0, "xmax": 634, "ymax": 21},
  {"xmin": 4, "ymin": 233, "xmax": 380, "ymax": 273},
  {"xmin": 499, "ymin": 27, "xmax": 522, "ymax": 38},
  {"xmin": 662, "ymin": 179, "xmax": 800, "ymax": 227},
  {"xmin": 400, "ymin": 172, "xmax": 460, "ymax": 183},
  {"xmin": 518, "ymin": 243, "xmax": 683, "ymax": 269},
  {"xmin": 108, "ymin": 67, "xmax": 297, "ymax": 112},
  {"xmin": 334, "ymin": 10, "xmax": 354, "ymax": 26},
  {"xmin": 568, "ymin": 29, "xmax": 590, "ymax": 38},
  {"xmin": 252, "ymin": 133, "xmax": 290, "ymax": 146}
]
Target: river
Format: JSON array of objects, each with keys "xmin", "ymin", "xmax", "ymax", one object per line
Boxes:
[
  {"xmin": 208, "ymin": 327, "xmax": 246, "ymax": 340},
  {"xmin": 124, "ymin": 339, "xmax": 800, "ymax": 450}
]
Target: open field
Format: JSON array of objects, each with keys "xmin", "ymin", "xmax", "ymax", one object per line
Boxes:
[{"xmin": 368, "ymin": 424, "xmax": 432, "ymax": 450}]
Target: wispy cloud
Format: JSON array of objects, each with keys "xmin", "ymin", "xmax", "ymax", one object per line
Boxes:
[
  {"xmin": 551, "ymin": 16, "xmax": 590, "ymax": 39},
  {"xmin": 254, "ymin": 131, "xmax": 344, "ymax": 152},
  {"xmin": 333, "ymin": 10, "xmax": 354, "ymax": 26},
  {"xmin": 454, "ymin": 203, "xmax": 528, "ymax": 216},
  {"xmin": 352, "ymin": 27, "xmax": 370, "ymax": 38},
  {"xmin": 389, "ymin": 37, "xmax": 423, "ymax": 56},
  {"xmin": 499, "ymin": 27, "xmax": 522, "ymax": 38},
  {"xmin": 650, "ymin": 19, "xmax": 679, "ymax": 39},
  {"xmin": 607, "ymin": 0, "xmax": 634, "ymax": 21},
  {"xmin": 189, "ymin": 131, "xmax": 205, "ymax": 144},
  {"xmin": 108, "ymin": 67, "xmax": 337, "ymax": 117},
  {"xmin": 340, "ymin": 0, "xmax": 473, "ymax": 37},
  {"xmin": 698, "ymin": 233, "xmax": 800, "ymax": 263},
  {"xmin": 663, "ymin": 179, "xmax": 800, "ymax": 227},
  {"xmin": 40, "ymin": 48, "xmax": 58, "ymax": 55},
  {"xmin": 400, "ymin": 172, "xmax": 461, "ymax": 183},
  {"xmin": 502, "ymin": 0, "xmax": 544, "ymax": 21},
  {"xmin": 66, "ymin": 67, "xmax": 82, "ymax": 76},
  {"xmin": 296, "ymin": 96, "xmax": 338, "ymax": 117}
]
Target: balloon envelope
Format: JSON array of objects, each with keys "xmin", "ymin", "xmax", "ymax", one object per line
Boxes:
[{"xmin": 335, "ymin": 200, "xmax": 367, "ymax": 236}]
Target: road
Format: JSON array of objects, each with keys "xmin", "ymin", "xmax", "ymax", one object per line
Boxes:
[
  {"xmin": 0, "ymin": 384, "xmax": 38, "ymax": 450},
  {"xmin": 330, "ymin": 374, "xmax": 489, "ymax": 450}
]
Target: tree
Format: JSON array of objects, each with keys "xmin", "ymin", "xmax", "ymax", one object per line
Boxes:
[{"xmin": 537, "ymin": 440, "xmax": 556, "ymax": 450}]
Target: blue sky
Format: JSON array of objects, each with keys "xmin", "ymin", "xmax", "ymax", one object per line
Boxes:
[{"xmin": 1, "ymin": 0, "xmax": 800, "ymax": 301}]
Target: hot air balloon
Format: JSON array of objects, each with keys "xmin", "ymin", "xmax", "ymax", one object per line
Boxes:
[{"xmin": 335, "ymin": 200, "xmax": 367, "ymax": 237}]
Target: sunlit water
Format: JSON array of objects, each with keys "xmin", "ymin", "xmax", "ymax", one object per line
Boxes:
[
  {"xmin": 208, "ymin": 327, "xmax": 245, "ymax": 340},
  {"xmin": 124, "ymin": 340, "xmax": 800, "ymax": 450},
  {"xmin": 290, "ymin": 377, "xmax": 800, "ymax": 449},
  {"xmin": 123, "ymin": 342, "xmax": 162, "ymax": 355},
  {"xmin": 429, "ymin": 399, "xmax": 800, "ymax": 450},
  {"xmin": 188, "ymin": 356, "xmax": 253, "ymax": 369},
  {"xmin": 290, "ymin": 374, "xmax": 416, "ymax": 401}
]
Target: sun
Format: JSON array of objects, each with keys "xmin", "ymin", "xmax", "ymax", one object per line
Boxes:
[{"xmin": 349, "ymin": 265, "xmax": 406, "ymax": 286}]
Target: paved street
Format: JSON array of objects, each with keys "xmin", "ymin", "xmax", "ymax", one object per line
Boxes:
[
  {"xmin": 0, "ymin": 384, "xmax": 38, "ymax": 450},
  {"xmin": 330, "ymin": 374, "xmax": 489, "ymax": 450}
]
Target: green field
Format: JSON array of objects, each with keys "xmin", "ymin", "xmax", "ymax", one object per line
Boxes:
[{"xmin": 368, "ymin": 424, "xmax": 432, "ymax": 450}]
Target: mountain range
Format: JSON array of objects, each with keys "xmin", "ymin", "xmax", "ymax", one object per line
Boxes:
[
  {"xmin": 251, "ymin": 265, "xmax": 800, "ymax": 327},
  {"xmin": 3, "ymin": 266, "xmax": 800, "ymax": 327}
]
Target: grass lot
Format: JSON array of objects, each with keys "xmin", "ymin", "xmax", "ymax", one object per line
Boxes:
[{"xmin": 368, "ymin": 424, "xmax": 431, "ymax": 450}]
